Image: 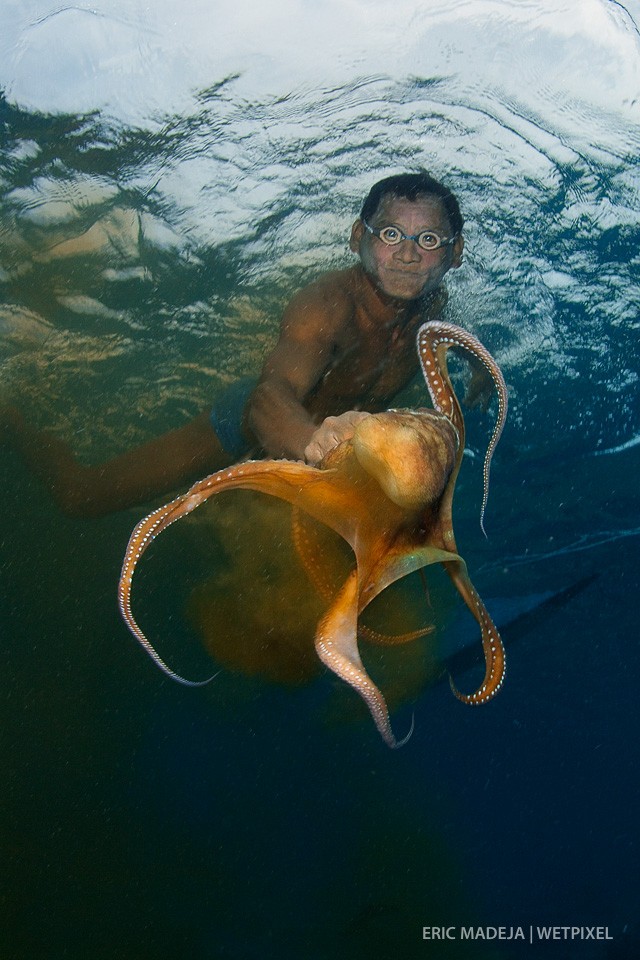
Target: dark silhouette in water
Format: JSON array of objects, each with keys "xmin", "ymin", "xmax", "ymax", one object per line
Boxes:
[{"xmin": 439, "ymin": 575, "xmax": 597, "ymax": 685}]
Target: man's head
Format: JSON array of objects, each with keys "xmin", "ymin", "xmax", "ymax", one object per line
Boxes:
[
  {"xmin": 350, "ymin": 172, "xmax": 464, "ymax": 302},
  {"xmin": 360, "ymin": 172, "xmax": 464, "ymax": 236}
]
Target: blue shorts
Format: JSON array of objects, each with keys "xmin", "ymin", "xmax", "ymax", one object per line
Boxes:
[{"xmin": 210, "ymin": 376, "xmax": 257, "ymax": 460}]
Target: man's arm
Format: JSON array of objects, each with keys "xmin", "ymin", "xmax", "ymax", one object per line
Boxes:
[{"xmin": 246, "ymin": 278, "xmax": 352, "ymax": 460}]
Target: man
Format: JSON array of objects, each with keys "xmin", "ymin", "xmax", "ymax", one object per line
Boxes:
[{"xmin": 3, "ymin": 172, "xmax": 465, "ymax": 517}]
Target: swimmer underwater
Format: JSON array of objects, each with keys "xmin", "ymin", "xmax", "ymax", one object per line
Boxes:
[{"xmin": 3, "ymin": 171, "xmax": 481, "ymax": 518}]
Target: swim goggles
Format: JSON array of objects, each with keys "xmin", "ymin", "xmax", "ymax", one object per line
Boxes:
[{"xmin": 362, "ymin": 217, "xmax": 458, "ymax": 252}]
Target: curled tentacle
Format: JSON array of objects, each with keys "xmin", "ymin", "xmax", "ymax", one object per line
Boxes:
[
  {"xmin": 417, "ymin": 321, "xmax": 508, "ymax": 707},
  {"xmin": 118, "ymin": 488, "xmax": 217, "ymax": 685},
  {"xmin": 119, "ymin": 457, "xmax": 348, "ymax": 684},
  {"xmin": 314, "ymin": 570, "xmax": 413, "ymax": 748},
  {"xmin": 444, "ymin": 558, "xmax": 506, "ymax": 704},
  {"xmin": 358, "ymin": 623, "xmax": 435, "ymax": 646},
  {"xmin": 291, "ymin": 506, "xmax": 341, "ymax": 603},
  {"xmin": 417, "ymin": 320, "xmax": 508, "ymax": 532}
]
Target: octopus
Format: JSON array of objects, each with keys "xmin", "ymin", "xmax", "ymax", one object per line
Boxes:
[{"xmin": 118, "ymin": 321, "xmax": 508, "ymax": 747}]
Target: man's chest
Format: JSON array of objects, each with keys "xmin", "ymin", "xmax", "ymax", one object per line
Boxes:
[{"xmin": 316, "ymin": 330, "xmax": 420, "ymax": 402}]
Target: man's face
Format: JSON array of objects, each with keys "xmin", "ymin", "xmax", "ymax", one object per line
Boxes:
[{"xmin": 350, "ymin": 193, "xmax": 464, "ymax": 302}]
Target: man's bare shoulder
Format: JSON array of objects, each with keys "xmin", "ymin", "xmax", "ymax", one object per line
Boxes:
[
  {"xmin": 281, "ymin": 267, "xmax": 357, "ymax": 341},
  {"xmin": 288, "ymin": 266, "xmax": 356, "ymax": 309}
]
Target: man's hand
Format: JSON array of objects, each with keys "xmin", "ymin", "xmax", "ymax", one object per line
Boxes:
[{"xmin": 304, "ymin": 411, "xmax": 371, "ymax": 466}]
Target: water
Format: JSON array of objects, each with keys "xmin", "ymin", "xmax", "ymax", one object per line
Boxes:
[{"xmin": 1, "ymin": 2, "xmax": 639, "ymax": 957}]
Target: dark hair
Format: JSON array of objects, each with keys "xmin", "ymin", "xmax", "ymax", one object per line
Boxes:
[{"xmin": 360, "ymin": 172, "xmax": 464, "ymax": 236}]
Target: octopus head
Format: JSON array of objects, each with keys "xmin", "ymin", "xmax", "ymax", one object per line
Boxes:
[{"xmin": 351, "ymin": 410, "xmax": 457, "ymax": 511}]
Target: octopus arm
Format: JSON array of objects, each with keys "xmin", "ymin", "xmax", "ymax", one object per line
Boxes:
[
  {"xmin": 442, "ymin": 558, "xmax": 506, "ymax": 704},
  {"xmin": 314, "ymin": 570, "xmax": 412, "ymax": 749}
]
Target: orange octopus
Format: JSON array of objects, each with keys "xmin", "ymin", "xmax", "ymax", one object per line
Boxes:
[{"xmin": 118, "ymin": 321, "xmax": 508, "ymax": 747}]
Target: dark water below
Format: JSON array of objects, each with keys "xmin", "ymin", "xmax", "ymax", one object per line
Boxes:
[{"xmin": 1, "ymin": 2, "xmax": 640, "ymax": 957}]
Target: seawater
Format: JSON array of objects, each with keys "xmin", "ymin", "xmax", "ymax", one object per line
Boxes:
[{"xmin": 1, "ymin": 2, "xmax": 639, "ymax": 958}]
